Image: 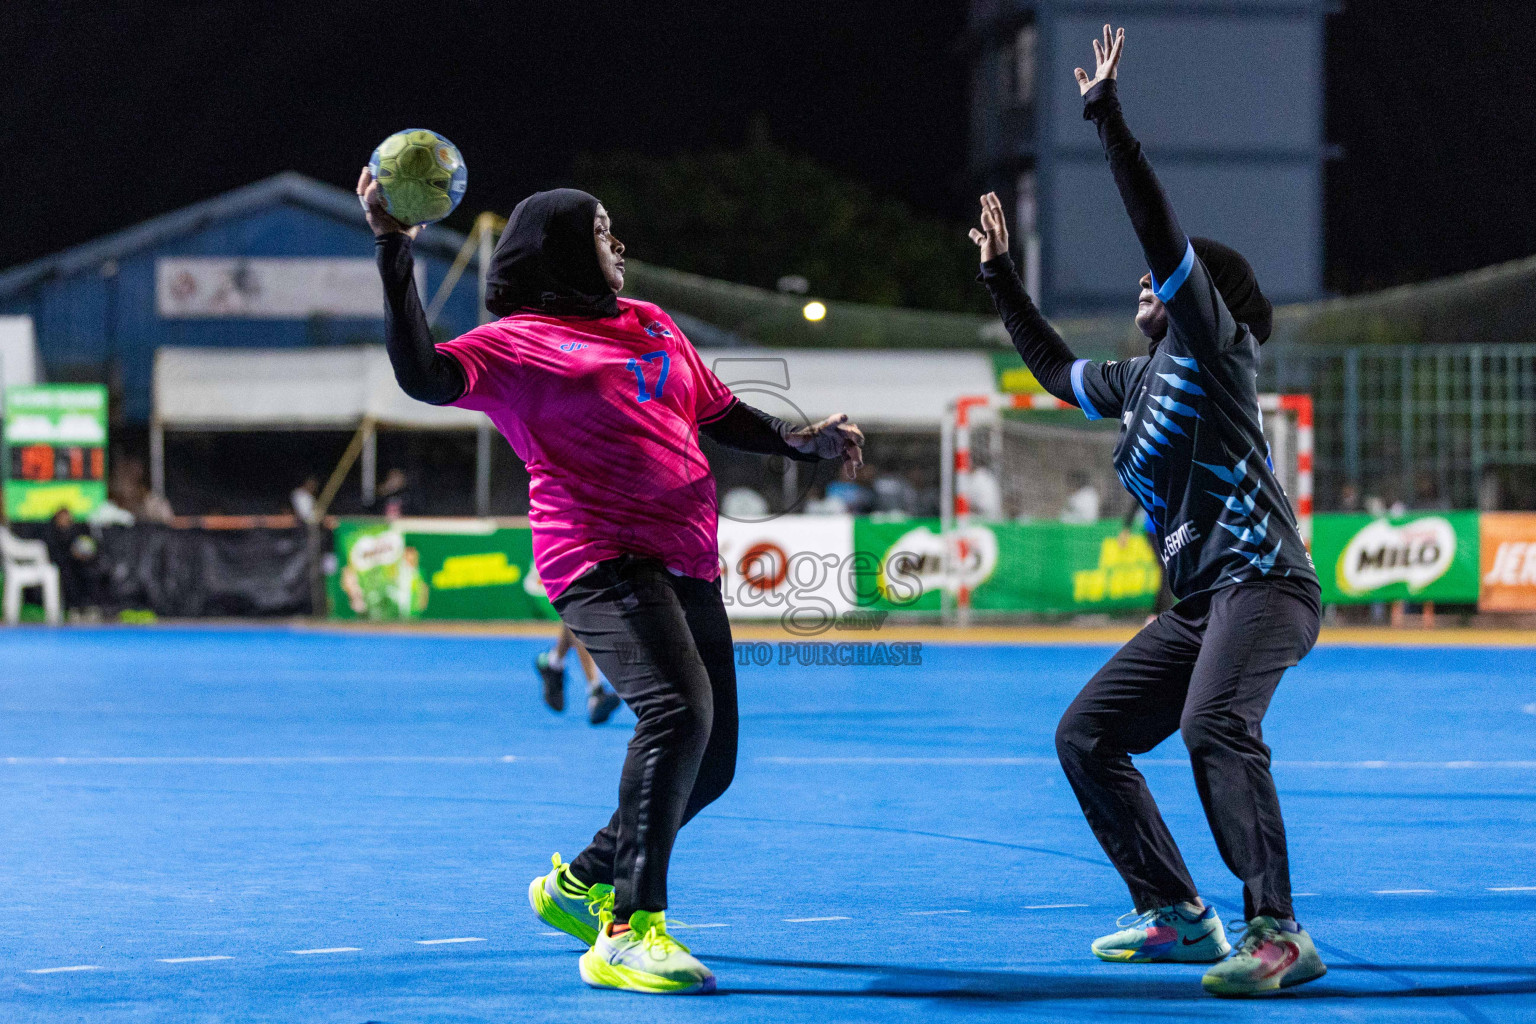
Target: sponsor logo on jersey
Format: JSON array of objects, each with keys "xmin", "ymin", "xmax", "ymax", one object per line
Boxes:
[
  {"xmin": 1336, "ymin": 516, "xmax": 1455, "ymax": 596},
  {"xmin": 558, "ymin": 342, "xmax": 588, "ymax": 352},
  {"xmin": 1163, "ymin": 520, "xmax": 1202, "ymax": 561},
  {"xmin": 643, "ymin": 321, "xmax": 674, "ymax": 339}
]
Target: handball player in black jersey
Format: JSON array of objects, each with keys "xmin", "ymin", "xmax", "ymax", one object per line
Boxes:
[{"xmin": 971, "ymin": 26, "xmax": 1326, "ymax": 997}]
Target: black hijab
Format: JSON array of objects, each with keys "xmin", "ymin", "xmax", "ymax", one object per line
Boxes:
[
  {"xmin": 484, "ymin": 188, "xmax": 619, "ymax": 318},
  {"xmin": 1190, "ymin": 237, "xmax": 1272, "ymax": 344}
]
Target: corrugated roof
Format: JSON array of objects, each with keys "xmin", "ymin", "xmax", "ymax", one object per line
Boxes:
[{"xmin": 0, "ymin": 172, "xmax": 469, "ymax": 298}]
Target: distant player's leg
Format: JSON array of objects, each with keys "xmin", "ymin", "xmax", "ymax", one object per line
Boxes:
[
  {"xmin": 578, "ymin": 638, "xmax": 622, "ymax": 725},
  {"xmin": 536, "ymin": 625, "xmax": 574, "ymax": 713},
  {"xmin": 1181, "ymin": 584, "xmax": 1326, "ymax": 997},
  {"xmin": 535, "ymin": 558, "xmax": 720, "ymax": 992},
  {"xmin": 1055, "ymin": 610, "xmax": 1230, "ymax": 963}
]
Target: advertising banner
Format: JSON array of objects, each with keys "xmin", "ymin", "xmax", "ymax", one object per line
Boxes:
[
  {"xmin": 328, "ymin": 518, "xmax": 556, "ymax": 621},
  {"xmin": 328, "ymin": 515, "xmax": 857, "ymax": 623},
  {"xmin": 1478, "ymin": 512, "xmax": 1536, "ymax": 612},
  {"xmin": 329, "ymin": 512, "xmax": 1510, "ymax": 619},
  {"xmin": 853, "ymin": 518, "xmax": 1162, "ymax": 616},
  {"xmin": 3, "ymin": 384, "xmax": 108, "ymax": 521},
  {"xmin": 717, "ymin": 514, "xmax": 854, "ymax": 625},
  {"xmin": 1314, "ymin": 511, "xmax": 1480, "ymax": 604}
]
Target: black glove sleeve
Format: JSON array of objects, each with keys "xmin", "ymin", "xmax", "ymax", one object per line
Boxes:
[
  {"xmin": 700, "ymin": 399, "xmax": 820, "ymax": 462},
  {"xmin": 376, "ymin": 232, "xmax": 467, "ymax": 406},
  {"xmin": 1083, "ymin": 79, "xmax": 1190, "ymax": 290},
  {"xmin": 978, "ymin": 254, "xmax": 1079, "ymax": 406}
]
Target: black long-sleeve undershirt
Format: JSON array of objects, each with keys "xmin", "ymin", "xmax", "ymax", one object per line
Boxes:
[
  {"xmin": 377, "ymin": 232, "xmax": 818, "ymax": 461},
  {"xmin": 1083, "ymin": 79, "xmax": 1189, "ymax": 288},
  {"xmin": 376, "ymin": 232, "xmax": 468, "ymax": 405},
  {"xmin": 700, "ymin": 401, "xmax": 821, "ymax": 462},
  {"xmin": 978, "ymin": 254, "xmax": 1079, "ymax": 407}
]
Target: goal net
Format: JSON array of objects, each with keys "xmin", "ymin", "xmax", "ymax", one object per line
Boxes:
[{"xmin": 940, "ymin": 393, "xmax": 1313, "ymax": 617}]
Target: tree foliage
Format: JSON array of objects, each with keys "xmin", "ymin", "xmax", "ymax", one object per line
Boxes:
[{"xmin": 574, "ymin": 132, "xmax": 991, "ymax": 314}]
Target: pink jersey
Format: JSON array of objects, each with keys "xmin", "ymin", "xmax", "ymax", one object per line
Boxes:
[{"xmin": 438, "ymin": 298, "xmax": 736, "ymax": 600}]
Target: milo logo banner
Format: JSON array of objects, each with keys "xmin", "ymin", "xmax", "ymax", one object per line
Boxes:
[
  {"xmin": 1315, "ymin": 512, "xmax": 1480, "ymax": 604},
  {"xmin": 328, "ymin": 518, "xmax": 557, "ymax": 621}
]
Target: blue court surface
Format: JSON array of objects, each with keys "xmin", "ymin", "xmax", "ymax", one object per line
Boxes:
[{"xmin": 1, "ymin": 627, "xmax": 1534, "ymax": 1023}]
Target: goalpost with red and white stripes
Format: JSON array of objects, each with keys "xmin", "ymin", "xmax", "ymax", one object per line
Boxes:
[{"xmin": 939, "ymin": 392, "xmax": 1313, "ymax": 623}]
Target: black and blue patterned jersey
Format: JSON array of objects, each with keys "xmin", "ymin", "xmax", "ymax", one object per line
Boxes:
[{"xmin": 1070, "ymin": 244, "xmax": 1317, "ymax": 601}]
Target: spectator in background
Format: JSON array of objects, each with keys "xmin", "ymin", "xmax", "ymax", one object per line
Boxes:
[
  {"xmin": 42, "ymin": 507, "xmax": 99, "ymax": 614},
  {"xmin": 967, "ymin": 464, "xmax": 1003, "ymax": 520},
  {"xmin": 1061, "ymin": 471, "xmax": 1102, "ymax": 524},
  {"xmin": 1414, "ymin": 471, "xmax": 1450, "ymax": 511},
  {"xmin": 89, "ymin": 488, "xmax": 137, "ymax": 528},
  {"xmin": 906, "ymin": 467, "xmax": 940, "ymax": 518},
  {"xmin": 375, "ymin": 468, "xmax": 415, "ymax": 520},
  {"xmin": 871, "ymin": 470, "xmax": 915, "ymax": 516},
  {"xmin": 720, "ymin": 486, "xmax": 769, "ymax": 519},
  {"xmin": 824, "ymin": 464, "xmax": 875, "ymax": 514},
  {"xmin": 111, "ymin": 458, "xmax": 173, "ymax": 524},
  {"xmin": 291, "ymin": 475, "xmax": 320, "ymax": 524}
]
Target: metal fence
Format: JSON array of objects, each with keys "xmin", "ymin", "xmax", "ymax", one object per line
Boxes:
[{"xmin": 1263, "ymin": 344, "xmax": 1536, "ymax": 511}]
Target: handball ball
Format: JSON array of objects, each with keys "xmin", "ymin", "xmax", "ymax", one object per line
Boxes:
[{"xmin": 368, "ymin": 129, "xmax": 467, "ymax": 226}]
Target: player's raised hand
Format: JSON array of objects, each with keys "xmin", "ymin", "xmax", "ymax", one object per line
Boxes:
[
  {"xmin": 356, "ymin": 166, "xmax": 421, "ymax": 239},
  {"xmin": 969, "ymin": 192, "xmax": 1010, "ymax": 263},
  {"xmin": 1075, "ymin": 24, "xmax": 1125, "ymax": 96}
]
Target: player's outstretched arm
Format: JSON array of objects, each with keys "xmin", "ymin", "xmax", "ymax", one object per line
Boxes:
[
  {"xmin": 359, "ymin": 166, "xmax": 467, "ymax": 406},
  {"xmin": 701, "ymin": 402, "xmax": 865, "ymax": 480},
  {"xmin": 1076, "ymin": 26, "xmax": 1191, "ymax": 294},
  {"xmin": 969, "ymin": 193, "xmax": 1080, "ymax": 407}
]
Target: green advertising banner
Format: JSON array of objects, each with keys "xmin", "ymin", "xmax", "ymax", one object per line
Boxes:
[
  {"xmin": 1313, "ymin": 511, "xmax": 1480, "ymax": 604},
  {"xmin": 331, "ymin": 511, "xmax": 1488, "ymax": 620},
  {"xmin": 328, "ymin": 519, "xmax": 558, "ymax": 621},
  {"xmin": 3, "ymin": 384, "xmax": 108, "ymax": 521},
  {"xmin": 853, "ymin": 518, "xmax": 1162, "ymax": 615}
]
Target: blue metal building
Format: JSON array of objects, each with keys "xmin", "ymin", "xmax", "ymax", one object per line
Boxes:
[
  {"xmin": 967, "ymin": 0, "xmax": 1331, "ymax": 315},
  {"xmin": 0, "ymin": 173, "xmax": 481, "ymax": 424}
]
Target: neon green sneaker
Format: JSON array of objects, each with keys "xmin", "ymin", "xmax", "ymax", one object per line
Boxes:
[
  {"xmin": 528, "ymin": 853, "xmax": 613, "ymax": 946},
  {"xmin": 1202, "ymin": 917, "xmax": 1327, "ymax": 997},
  {"xmin": 579, "ymin": 909, "xmax": 716, "ymax": 994}
]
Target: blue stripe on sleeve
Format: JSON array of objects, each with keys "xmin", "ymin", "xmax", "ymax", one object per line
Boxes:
[
  {"xmin": 1070, "ymin": 359, "xmax": 1102, "ymax": 421},
  {"xmin": 1150, "ymin": 239, "xmax": 1196, "ymax": 303}
]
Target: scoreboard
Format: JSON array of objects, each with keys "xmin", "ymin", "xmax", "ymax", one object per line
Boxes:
[{"xmin": 3, "ymin": 385, "xmax": 108, "ymax": 521}]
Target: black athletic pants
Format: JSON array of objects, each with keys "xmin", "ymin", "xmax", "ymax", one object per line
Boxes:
[
  {"xmin": 553, "ymin": 555, "xmax": 738, "ymax": 920},
  {"xmin": 1055, "ymin": 579, "xmax": 1320, "ymax": 921}
]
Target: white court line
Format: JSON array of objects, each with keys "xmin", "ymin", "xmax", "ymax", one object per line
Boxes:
[
  {"xmin": 1372, "ymin": 889, "xmax": 1436, "ymax": 895},
  {"xmin": 1293, "ymin": 893, "xmax": 1319, "ymax": 897},
  {"xmin": 1489, "ymin": 886, "xmax": 1536, "ymax": 892},
  {"xmin": 27, "ymin": 965, "xmax": 100, "ymax": 974},
  {"xmin": 0, "ymin": 755, "xmax": 552, "ymax": 765},
  {"xmin": 757, "ymin": 756, "xmax": 1536, "ymax": 769},
  {"xmin": 158, "ymin": 956, "xmax": 233, "ymax": 963},
  {"xmin": 906, "ymin": 910, "xmax": 970, "ymax": 916},
  {"xmin": 539, "ymin": 931, "xmax": 565, "ymax": 937},
  {"xmin": 671, "ymin": 923, "xmax": 730, "ymax": 930},
  {"xmin": 416, "ymin": 937, "xmax": 484, "ymax": 945},
  {"xmin": 784, "ymin": 916, "xmax": 849, "ymax": 923},
  {"xmin": 1024, "ymin": 904, "xmax": 1089, "ymax": 910},
  {"xmin": 288, "ymin": 947, "xmax": 361, "ymax": 955}
]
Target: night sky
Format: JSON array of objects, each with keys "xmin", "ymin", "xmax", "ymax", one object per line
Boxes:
[{"xmin": 7, "ymin": 0, "xmax": 1535, "ymax": 297}]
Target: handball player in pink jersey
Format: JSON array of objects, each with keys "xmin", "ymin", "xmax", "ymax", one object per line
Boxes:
[{"xmin": 359, "ymin": 169, "xmax": 862, "ymax": 994}]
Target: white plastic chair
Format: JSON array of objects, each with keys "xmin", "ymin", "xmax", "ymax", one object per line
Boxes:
[{"xmin": 1, "ymin": 528, "xmax": 62, "ymax": 625}]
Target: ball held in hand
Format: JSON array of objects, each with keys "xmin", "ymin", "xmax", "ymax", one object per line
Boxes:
[{"xmin": 368, "ymin": 129, "xmax": 467, "ymax": 226}]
